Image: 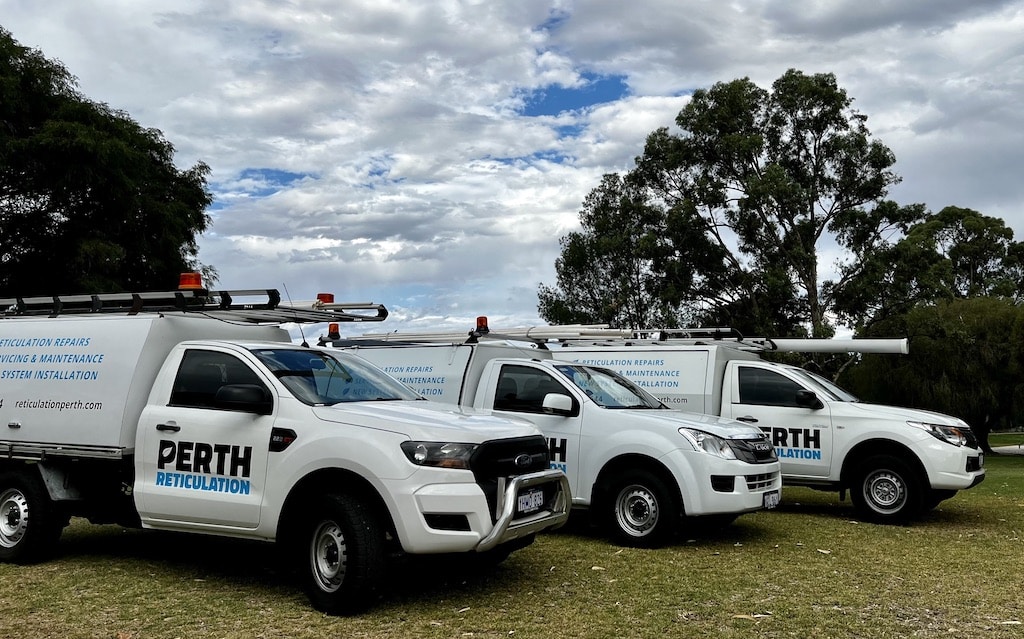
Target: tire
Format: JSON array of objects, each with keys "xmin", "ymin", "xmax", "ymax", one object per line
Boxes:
[
  {"xmin": 300, "ymin": 493, "xmax": 385, "ymax": 615},
  {"xmin": 603, "ymin": 469, "xmax": 679, "ymax": 548},
  {"xmin": 850, "ymin": 455, "xmax": 924, "ymax": 523},
  {"xmin": 0, "ymin": 471, "xmax": 66, "ymax": 564}
]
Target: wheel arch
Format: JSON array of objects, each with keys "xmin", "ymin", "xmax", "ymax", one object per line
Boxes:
[
  {"xmin": 591, "ymin": 453, "xmax": 684, "ymax": 516},
  {"xmin": 840, "ymin": 439, "xmax": 927, "ymax": 489},
  {"xmin": 276, "ymin": 468, "xmax": 397, "ymax": 548}
]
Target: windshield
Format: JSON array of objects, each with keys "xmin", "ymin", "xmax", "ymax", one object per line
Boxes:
[
  {"xmin": 554, "ymin": 364, "xmax": 664, "ymax": 409},
  {"xmin": 252, "ymin": 347, "xmax": 422, "ymax": 405},
  {"xmin": 788, "ymin": 367, "xmax": 860, "ymax": 402}
]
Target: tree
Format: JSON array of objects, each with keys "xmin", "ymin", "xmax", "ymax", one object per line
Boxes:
[
  {"xmin": 834, "ymin": 206, "xmax": 1024, "ymax": 333},
  {"xmin": 630, "ymin": 69, "xmax": 908, "ymax": 337},
  {"xmin": 538, "ymin": 174, "xmax": 682, "ymax": 328},
  {"xmin": 841, "ymin": 297, "xmax": 1024, "ymax": 453},
  {"xmin": 0, "ymin": 27, "xmax": 213, "ymax": 297}
]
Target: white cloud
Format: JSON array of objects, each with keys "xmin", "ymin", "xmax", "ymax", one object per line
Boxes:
[{"xmin": 4, "ymin": 0, "xmax": 1024, "ymax": 334}]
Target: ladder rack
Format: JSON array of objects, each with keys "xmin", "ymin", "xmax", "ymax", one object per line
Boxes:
[
  {"xmin": 0, "ymin": 288, "xmax": 389, "ymax": 324},
  {"xmin": 354, "ymin": 322, "xmax": 909, "ymax": 354}
]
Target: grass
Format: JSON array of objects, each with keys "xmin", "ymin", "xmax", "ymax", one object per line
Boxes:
[
  {"xmin": 990, "ymin": 431, "xmax": 1024, "ymax": 448},
  {"xmin": 2, "ymin": 455, "xmax": 1023, "ymax": 639}
]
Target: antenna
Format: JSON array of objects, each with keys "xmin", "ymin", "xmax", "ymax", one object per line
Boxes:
[{"xmin": 282, "ymin": 283, "xmax": 309, "ymax": 347}]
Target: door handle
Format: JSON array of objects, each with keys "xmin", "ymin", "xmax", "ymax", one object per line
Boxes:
[
  {"xmin": 156, "ymin": 422, "xmax": 181, "ymax": 432},
  {"xmin": 736, "ymin": 416, "xmax": 759, "ymax": 423}
]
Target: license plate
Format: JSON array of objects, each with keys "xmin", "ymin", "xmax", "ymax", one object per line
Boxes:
[
  {"xmin": 517, "ymin": 488, "xmax": 545, "ymax": 514},
  {"xmin": 763, "ymin": 490, "xmax": 781, "ymax": 510}
]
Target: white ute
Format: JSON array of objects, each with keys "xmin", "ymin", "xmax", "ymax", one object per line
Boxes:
[
  {"xmin": 545, "ymin": 327, "xmax": 986, "ymax": 523},
  {"xmin": 0, "ymin": 282, "xmax": 570, "ymax": 614},
  {"xmin": 328, "ymin": 321, "xmax": 782, "ymax": 548}
]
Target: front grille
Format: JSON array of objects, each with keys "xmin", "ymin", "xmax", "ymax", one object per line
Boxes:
[
  {"xmin": 962, "ymin": 428, "xmax": 979, "ymax": 450},
  {"xmin": 470, "ymin": 435, "xmax": 551, "ymax": 523},
  {"xmin": 727, "ymin": 436, "xmax": 778, "ymax": 464},
  {"xmin": 746, "ymin": 472, "xmax": 778, "ymax": 491}
]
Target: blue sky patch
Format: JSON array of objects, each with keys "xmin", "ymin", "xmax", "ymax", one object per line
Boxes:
[
  {"xmin": 209, "ymin": 168, "xmax": 312, "ymax": 210},
  {"xmin": 522, "ymin": 73, "xmax": 630, "ymax": 117},
  {"xmin": 235, "ymin": 168, "xmax": 311, "ymax": 197}
]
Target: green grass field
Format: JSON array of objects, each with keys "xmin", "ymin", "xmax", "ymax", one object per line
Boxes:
[{"xmin": 2, "ymin": 454, "xmax": 1022, "ymax": 639}]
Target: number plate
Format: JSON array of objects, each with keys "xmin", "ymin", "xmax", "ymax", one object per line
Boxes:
[
  {"xmin": 763, "ymin": 490, "xmax": 781, "ymax": 510},
  {"xmin": 517, "ymin": 488, "xmax": 545, "ymax": 514}
]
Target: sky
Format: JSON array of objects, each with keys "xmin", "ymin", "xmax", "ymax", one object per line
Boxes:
[{"xmin": 3, "ymin": 0, "xmax": 1024, "ymax": 338}]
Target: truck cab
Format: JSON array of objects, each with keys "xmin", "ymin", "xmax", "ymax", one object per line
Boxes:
[
  {"xmin": 335, "ymin": 341, "xmax": 782, "ymax": 548},
  {"xmin": 0, "ymin": 284, "xmax": 571, "ymax": 615},
  {"xmin": 551, "ymin": 331, "xmax": 985, "ymax": 523},
  {"xmin": 715, "ymin": 357, "xmax": 984, "ymax": 519}
]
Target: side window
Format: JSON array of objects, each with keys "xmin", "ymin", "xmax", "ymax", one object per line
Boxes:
[
  {"xmin": 493, "ymin": 365, "xmax": 567, "ymax": 414},
  {"xmin": 738, "ymin": 366, "xmax": 805, "ymax": 407},
  {"xmin": 170, "ymin": 350, "xmax": 268, "ymax": 410}
]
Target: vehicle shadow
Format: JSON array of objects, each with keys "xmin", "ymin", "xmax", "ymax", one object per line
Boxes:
[{"xmin": 51, "ymin": 519, "xmax": 539, "ymax": 611}]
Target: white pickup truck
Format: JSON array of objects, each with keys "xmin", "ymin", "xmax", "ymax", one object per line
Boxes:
[
  {"xmin": 549, "ymin": 331, "xmax": 986, "ymax": 522},
  {"xmin": 332, "ymin": 339, "xmax": 782, "ymax": 548},
  {"xmin": 0, "ymin": 286, "xmax": 570, "ymax": 615}
]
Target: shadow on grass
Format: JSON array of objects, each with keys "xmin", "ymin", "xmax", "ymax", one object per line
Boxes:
[{"xmin": 50, "ymin": 520, "xmax": 543, "ymax": 611}]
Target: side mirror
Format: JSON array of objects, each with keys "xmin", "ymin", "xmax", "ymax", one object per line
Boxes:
[
  {"xmin": 542, "ymin": 393, "xmax": 574, "ymax": 416},
  {"xmin": 795, "ymin": 389, "xmax": 824, "ymax": 410},
  {"xmin": 215, "ymin": 384, "xmax": 274, "ymax": 415}
]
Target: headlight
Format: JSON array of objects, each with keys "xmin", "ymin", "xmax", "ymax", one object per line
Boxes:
[
  {"xmin": 908, "ymin": 421, "xmax": 967, "ymax": 447},
  {"xmin": 679, "ymin": 428, "xmax": 737, "ymax": 460},
  {"xmin": 400, "ymin": 441, "xmax": 478, "ymax": 469}
]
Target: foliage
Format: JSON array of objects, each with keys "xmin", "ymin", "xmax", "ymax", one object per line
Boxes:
[
  {"xmin": 627, "ymin": 69, "xmax": 907, "ymax": 336},
  {"xmin": 0, "ymin": 27, "xmax": 212, "ymax": 297},
  {"xmin": 834, "ymin": 206, "xmax": 1024, "ymax": 333},
  {"xmin": 841, "ymin": 296, "xmax": 1024, "ymax": 450},
  {"xmin": 537, "ymin": 174, "xmax": 686, "ymax": 328}
]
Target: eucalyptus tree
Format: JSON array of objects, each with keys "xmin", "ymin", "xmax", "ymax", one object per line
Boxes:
[{"xmin": 631, "ymin": 69, "xmax": 911, "ymax": 337}]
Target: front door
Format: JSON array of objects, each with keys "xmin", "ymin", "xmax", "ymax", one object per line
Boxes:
[
  {"xmin": 725, "ymin": 363, "xmax": 833, "ymax": 479},
  {"xmin": 136, "ymin": 348, "xmax": 274, "ymax": 529}
]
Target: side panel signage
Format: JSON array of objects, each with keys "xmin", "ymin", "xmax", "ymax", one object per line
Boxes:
[
  {"xmin": 761, "ymin": 427, "xmax": 824, "ymax": 461},
  {"xmin": 0, "ymin": 320, "xmax": 152, "ymax": 446},
  {"xmin": 349, "ymin": 348, "xmax": 468, "ymax": 402},
  {"xmin": 553, "ymin": 351, "xmax": 709, "ymax": 409},
  {"xmin": 155, "ymin": 439, "xmax": 253, "ymax": 495}
]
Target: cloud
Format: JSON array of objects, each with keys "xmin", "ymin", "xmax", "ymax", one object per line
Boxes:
[{"xmin": 4, "ymin": 0, "xmax": 1024, "ymax": 334}]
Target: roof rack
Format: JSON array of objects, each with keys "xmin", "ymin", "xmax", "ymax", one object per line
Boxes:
[
  {"xmin": 354, "ymin": 320, "xmax": 908, "ymax": 354},
  {"xmin": 0, "ymin": 288, "xmax": 388, "ymax": 324}
]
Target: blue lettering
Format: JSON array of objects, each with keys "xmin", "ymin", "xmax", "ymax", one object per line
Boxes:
[
  {"xmin": 152, "ymin": 471, "xmax": 251, "ymax": 494},
  {"xmin": 777, "ymin": 448, "xmax": 823, "ymax": 460}
]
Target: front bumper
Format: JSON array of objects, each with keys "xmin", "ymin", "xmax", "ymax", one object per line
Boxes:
[{"xmin": 386, "ymin": 468, "xmax": 570, "ymax": 554}]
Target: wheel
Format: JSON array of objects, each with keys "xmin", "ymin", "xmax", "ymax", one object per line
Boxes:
[
  {"xmin": 300, "ymin": 493, "xmax": 385, "ymax": 615},
  {"xmin": 603, "ymin": 469, "xmax": 679, "ymax": 548},
  {"xmin": 0, "ymin": 471, "xmax": 66, "ymax": 564},
  {"xmin": 850, "ymin": 455, "xmax": 924, "ymax": 523}
]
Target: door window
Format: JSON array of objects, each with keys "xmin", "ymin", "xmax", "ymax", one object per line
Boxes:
[
  {"xmin": 170, "ymin": 350, "xmax": 268, "ymax": 409},
  {"xmin": 738, "ymin": 367, "xmax": 805, "ymax": 407},
  {"xmin": 493, "ymin": 365, "xmax": 572, "ymax": 414}
]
